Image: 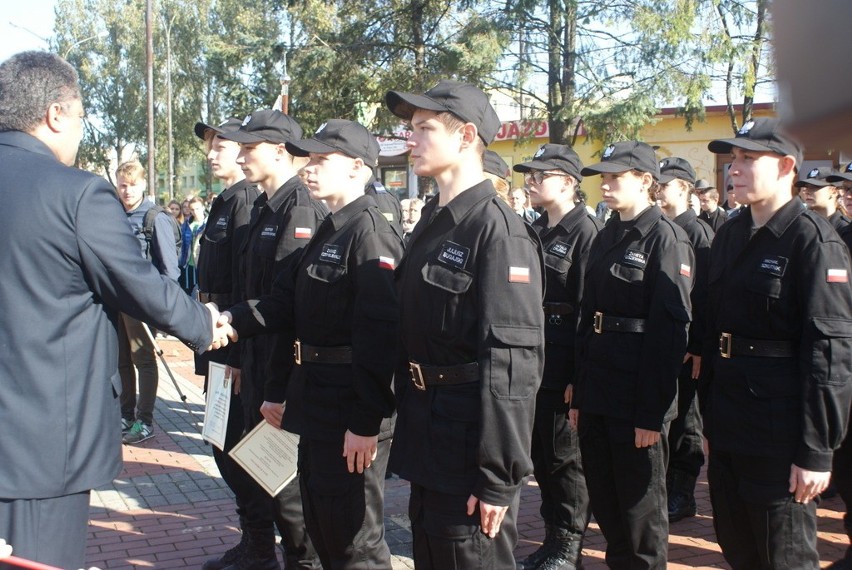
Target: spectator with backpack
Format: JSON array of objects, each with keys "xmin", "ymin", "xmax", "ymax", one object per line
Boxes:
[{"xmin": 115, "ymin": 160, "xmax": 181, "ymax": 444}]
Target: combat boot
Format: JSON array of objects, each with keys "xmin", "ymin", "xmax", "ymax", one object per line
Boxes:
[
  {"xmin": 223, "ymin": 525, "xmax": 281, "ymax": 570},
  {"xmin": 667, "ymin": 471, "xmax": 697, "ymax": 523},
  {"xmin": 519, "ymin": 524, "xmax": 555, "ymax": 570},
  {"xmin": 202, "ymin": 516, "xmax": 249, "ymax": 570},
  {"xmin": 537, "ymin": 529, "xmax": 583, "ymax": 570}
]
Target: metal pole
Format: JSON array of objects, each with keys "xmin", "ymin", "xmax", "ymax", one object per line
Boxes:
[
  {"xmin": 145, "ymin": 0, "xmax": 156, "ymax": 200},
  {"xmin": 166, "ymin": 19, "xmax": 174, "ymax": 202}
]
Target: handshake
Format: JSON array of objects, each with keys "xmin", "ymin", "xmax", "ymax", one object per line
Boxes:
[{"xmin": 205, "ymin": 304, "xmax": 239, "ymax": 352}]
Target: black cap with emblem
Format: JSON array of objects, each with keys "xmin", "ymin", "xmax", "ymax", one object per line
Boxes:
[
  {"xmin": 580, "ymin": 141, "xmax": 660, "ymax": 180},
  {"xmin": 795, "ymin": 166, "xmax": 837, "ymax": 188},
  {"xmin": 219, "ymin": 109, "xmax": 303, "ymax": 145},
  {"xmin": 286, "ymin": 119, "xmax": 380, "ymax": 167},
  {"xmin": 385, "ymin": 80, "xmax": 501, "ymax": 144},
  {"xmin": 513, "ymin": 143, "xmax": 583, "ymax": 182},
  {"xmin": 827, "ymin": 162, "xmax": 852, "ymax": 184},
  {"xmin": 483, "ymin": 150, "xmax": 510, "ymax": 179},
  {"xmin": 658, "ymin": 157, "xmax": 697, "ymax": 185},
  {"xmin": 193, "ymin": 117, "xmax": 242, "ymax": 141},
  {"xmin": 707, "ymin": 117, "xmax": 804, "ymax": 168}
]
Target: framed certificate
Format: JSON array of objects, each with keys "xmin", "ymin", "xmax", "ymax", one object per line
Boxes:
[{"xmin": 229, "ymin": 421, "xmax": 299, "ymax": 496}]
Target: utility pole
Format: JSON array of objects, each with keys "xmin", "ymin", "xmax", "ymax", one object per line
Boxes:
[{"xmin": 145, "ymin": 0, "xmax": 156, "ymax": 200}]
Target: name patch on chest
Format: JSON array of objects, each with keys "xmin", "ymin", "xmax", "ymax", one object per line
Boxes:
[
  {"xmin": 319, "ymin": 244, "xmax": 343, "ymax": 264},
  {"xmin": 214, "ymin": 215, "xmax": 229, "ymax": 229},
  {"xmin": 622, "ymin": 249, "xmax": 648, "ymax": 269},
  {"xmin": 758, "ymin": 256, "xmax": 788, "ymax": 277},
  {"xmin": 260, "ymin": 225, "xmax": 278, "ymax": 239},
  {"xmin": 548, "ymin": 241, "xmax": 571, "ymax": 259},
  {"xmin": 437, "ymin": 241, "xmax": 470, "ymax": 270}
]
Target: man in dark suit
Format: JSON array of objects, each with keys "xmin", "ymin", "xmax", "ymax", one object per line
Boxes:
[{"xmin": 0, "ymin": 51, "xmax": 232, "ymax": 569}]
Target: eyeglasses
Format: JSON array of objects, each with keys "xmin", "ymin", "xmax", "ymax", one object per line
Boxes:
[{"xmin": 524, "ymin": 170, "xmax": 569, "ymax": 185}]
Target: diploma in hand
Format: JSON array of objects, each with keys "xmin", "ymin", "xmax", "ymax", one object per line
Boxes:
[{"xmin": 229, "ymin": 421, "xmax": 299, "ymax": 496}]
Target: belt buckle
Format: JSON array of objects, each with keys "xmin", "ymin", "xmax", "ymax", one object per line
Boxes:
[
  {"xmin": 409, "ymin": 362, "xmax": 426, "ymax": 391},
  {"xmin": 593, "ymin": 312, "xmax": 603, "ymax": 334},
  {"xmin": 294, "ymin": 340, "xmax": 302, "ymax": 365},
  {"xmin": 719, "ymin": 333, "xmax": 732, "ymax": 359}
]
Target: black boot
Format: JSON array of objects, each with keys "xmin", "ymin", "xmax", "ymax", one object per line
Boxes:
[
  {"xmin": 519, "ymin": 524, "xmax": 555, "ymax": 570},
  {"xmin": 537, "ymin": 529, "xmax": 583, "ymax": 570},
  {"xmin": 668, "ymin": 471, "xmax": 697, "ymax": 523},
  {"xmin": 223, "ymin": 525, "xmax": 281, "ymax": 570},
  {"xmin": 202, "ymin": 517, "xmax": 249, "ymax": 570}
]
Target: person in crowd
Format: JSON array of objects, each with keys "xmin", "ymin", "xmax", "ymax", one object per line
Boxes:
[
  {"xmin": 695, "ymin": 179, "xmax": 728, "ymax": 232},
  {"xmin": 595, "ymin": 199, "xmax": 612, "ymax": 223},
  {"xmin": 830, "ymin": 164, "xmax": 852, "ymax": 215},
  {"xmin": 703, "ymin": 118, "xmax": 852, "ymax": 569},
  {"xmin": 220, "ymin": 109, "xmax": 326, "ymax": 569},
  {"xmin": 512, "ymin": 186, "xmax": 540, "ymax": 223},
  {"xmin": 114, "ymin": 159, "xmax": 181, "ymax": 445},
  {"xmin": 190, "ymin": 117, "xmax": 263, "ymax": 570},
  {"xmin": 797, "ymin": 166, "xmax": 850, "ymax": 231},
  {"xmin": 513, "ymin": 143, "xmax": 600, "ymax": 570},
  {"xmin": 365, "ymin": 177, "xmax": 403, "ymax": 234},
  {"xmin": 724, "ymin": 183, "xmax": 743, "ymax": 219},
  {"xmin": 571, "ymin": 141, "xmax": 694, "ymax": 569},
  {"xmin": 385, "ymin": 79, "xmax": 545, "ymax": 569},
  {"xmin": 178, "ymin": 197, "xmax": 195, "ymax": 294},
  {"xmin": 655, "ymin": 157, "xmax": 714, "ymax": 524},
  {"xmin": 483, "ymin": 149, "xmax": 512, "ymax": 205},
  {"xmin": 0, "ymin": 50, "xmax": 231, "ymax": 569},
  {"xmin": 185, "ymin": 195, "xmax": 208, "ymax": 294},
  {"xmin": 168, "ymin": 198, "xmax": 182, "ymax": 219},
  {"xmin": 224, "ymin": 118, "xmax": 403, "ymax": 570},
  {"xmin": 400, "ymin": 197, "xmax": 425, "ymax": 241}
]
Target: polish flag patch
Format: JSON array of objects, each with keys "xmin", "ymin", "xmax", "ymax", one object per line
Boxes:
[
  {"xmin": 294, "ymin": 227, "xmax": 312, "ymax": 239},
  {"xmin": 378, "ymin": 256, "xmax": 395, "ymax": 270},
  {"xmin": 679, "ymin": 264, "xmax": 692, "ymax": 278},
  {"xmin": 509, "ymin": 266, "xmax": 530, "ymax": 283},
  {"xmin": 827, "ymin": 269, "xmax": 849, "ymax": 283}
]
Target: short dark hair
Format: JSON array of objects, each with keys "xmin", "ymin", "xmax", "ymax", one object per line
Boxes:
[{"xmin": 0, "ymin": 51, "xmax": 81, "ymax": 133}]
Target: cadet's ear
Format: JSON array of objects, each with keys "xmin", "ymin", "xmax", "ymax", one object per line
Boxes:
[
  {"xmin": 45, "ymin": 102, "xmax": 66, "ymax": 133},
  {"xmin": 459, "ymin": 122, "xmax": 478, "ymax": 148},
  {"xmin": 779, "ymin": 155, "xmax": 797, "ymax": 178}
]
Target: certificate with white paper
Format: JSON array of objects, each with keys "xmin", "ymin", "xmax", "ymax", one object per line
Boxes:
[
  {"xmin": 229, "ymin": 421, "xmax": 299, "ymax": 497},
  {"xmin": 202, "ymin": 362, "xmax": 231, "ymax": 451}
]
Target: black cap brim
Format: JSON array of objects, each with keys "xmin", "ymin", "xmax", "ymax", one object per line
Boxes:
[
  {"xmin": 827, "ymin": 173, "xmax": 852, "ymax": 183},
  {"xmin": 708, "ymin": 138, "xmax": 778, "ymax": 155},
  {"xmin": 219, "ymin": 130, "xmax": 272, "ymax": 144},
  {"xmin": 285, "ymin": 139, "xmax": 338, "ymax": 158},
  {"xmin": 513, "ymin": 160, "xmax": 556, "ymax": 173},
  {"xmin": 580, "ymin": 161, "xmax": 634, "ymax": 176},
  {"xmin": 386, "ymin": 90, "xmax": 448, "ymax": 120},
  {"xmin": 194, "ymin": 122, "xmax": 215, "ymax": 140},
  {"xmin": 658, "ymin": 173, "xmax": 677, "ymax": 184},
  {"xmin": 795, "ymin": 180, "xmax": 833, "ymax": 188}
]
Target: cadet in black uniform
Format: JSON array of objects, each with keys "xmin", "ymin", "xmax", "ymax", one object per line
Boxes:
[
  {"xmin": 695, "ymin": 179, "xmax": 729, "ymax": 232},
  {"xmin": 704, "ymin": 118, "xmax": 852, "ymax": 569},
  {"xmin": 192, "ymin": 117, "xmax": 263, "ymax": 570},
  {"xmin": 385, "ymin": 80, "xmax": 545, "ymax": 570},
  {"xmin": 655, "ymin": 157, "xmax": 714, "ymax": 523},
  {"xmin": 224, "ymin": 119, "xmax": 402, "ymax": 569},
  {"xmin": 513, "ymin": 144, "xmax": 599, "ymax": 570},
  {"xmin": 570, "ymin": 141, "xmax": 694, "ymax": 570},
  {"xmin": 220, "ymin": 109, "xmax": 326, "ymax": 570},
  {"xmin": 483, "ymin": 149, "xmax": 512, "ymax": 206},
  {"xmin": 797, "ymin": 166, "xmax": 850, "ymax": 232}
]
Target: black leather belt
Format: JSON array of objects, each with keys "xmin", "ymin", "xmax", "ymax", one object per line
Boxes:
[
  {"xmin": 409, "ymin": 361, "xmax": 479, "ymax": 391},
  {"xmin": 593, "ymin": 311, "xmax": 646, "ymax": 334},
  {"xmin": 719, "ymin": 333, "xmax": 795, "ymax": 359},
  {"xmin": 198, "ymin": 291, "xmax": 233, "ymax": 306},
  {"xmin": 294, "ymin": 340, "xmax": 353, "ymax": 365}
]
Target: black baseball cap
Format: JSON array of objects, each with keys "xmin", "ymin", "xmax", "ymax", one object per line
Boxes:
[
  {"xmin": 581, "ymin": 141, "xmax": 660, "ymax": 180},
  {"xmin": 827, "ymin": 162, "xmax": 852, "ymax": 184},
  {"xmin": 483, "ymin": 150, "xmax": 510, "ymax": 179},
  {"xmin": 219, "ymin": 109, "xmax": 303, "ymax": 145},
  {"xmin": 385, "ymin": 80, "xmax": 501, "ymax": 144},
  {"xmin": 694, "ymin": 178, "xmax": 714, "ymax": 192},
  {"xmin": 707, "ymin": 118, "xmax": 804, "ymax": 168},
  {"xmin": 658, "ymin": 157, "xmax": 696, "ymax": 185},
  {"xmin": 513, "ymin": 143, "xmax": 583, "ymax": 182},
  {"xmin": 795, "ymin": 166, "xmax": 837, "ymax": 188},
  {"xmin": 193, "ymin": 117, "xmax": 242, "ymax": 141},
  {"xmin": 286, "ymin": 119, "xmax": 380, "ymax": 167}
]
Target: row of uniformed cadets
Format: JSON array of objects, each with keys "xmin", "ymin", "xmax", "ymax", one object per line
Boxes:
[{"xmin": 194, "ymin": 75, "xmax": 852, "ymax": 570}]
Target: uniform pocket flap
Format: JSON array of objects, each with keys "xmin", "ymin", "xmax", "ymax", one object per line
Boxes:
[
  {"xmin": 306, "ymin": 262, "xmax": 347, "ymax": 284},
  {"xmin": 812, "ymin": 317, "xmax": 852, "ymax": 338},
  {"xmin": 422, "ymin": 262, "xmax": 473, "ymax": 293},
  {"xmin": 610, "ymin": 262, "xmax": 644, "ymax": 283},
  {"xmin": 490, "ymin": 324, "xmax": 542, "ymax": 347}
]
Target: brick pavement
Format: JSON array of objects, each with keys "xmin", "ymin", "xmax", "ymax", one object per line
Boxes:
[{"xmin": 78, "ymin": 338, "xmax": 850, "ymax": 569}]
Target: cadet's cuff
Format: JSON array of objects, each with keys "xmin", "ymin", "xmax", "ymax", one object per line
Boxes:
[
  {"xmin": 263, "ymin": 382, "xmax": 287, "ymax": 403},
  {"xmin": 633, "ymin": 412, "xmax": 664, "ymax": 433},
  {"xmin": 348, "ymin": 411, "xmax": 383, "ymax": 438},
  {"xmin": 795, "ymin": 448, "xmax": 833, "ymax": 472},
  {"xmin": 472, "ymin": 479, "xmax": 519, "ymax": 507}
]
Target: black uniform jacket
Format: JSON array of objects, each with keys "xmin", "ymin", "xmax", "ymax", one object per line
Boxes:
[
  {"xmin": 699, "ymin": 207, "xmax": 728, "ymax": 233},
  {"xmin": 0, "ymin": 131, "xmax": 212, "ymax": 498},
  {"xmin": 829, "ymin": 210, "xmax": 851, "ymax": 233},
  {"xmin": 574, "ymin": 205, "xmax": 694, "ymax": 431},
  {"xmin": 196, "ymin": 179, "xmax": 259, "ymax": 367},
  {"xmin": 366, "ymin": 183, "xmax": 403, "ymax": 236},
  {"xmin": 673, "ymin": 209, "xmax": 714, "ymax": 355},
  {"xmin": 229, "ymin": 195, "xmax": 402, "ymax": 441},
  {"xmin": 389, "ymin": 180, "xmax": 545, "ymax": 507},
  {"xmin": 703, "ymin": 200, "xmax": 852, "ymax": 471},
  {"xmin": 228, "ymin": 177, "xmax": 328, "ymax": 396},
  {"xmin": 532, "ymin": 207, "xmax": 602, "ymax": 390}
]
